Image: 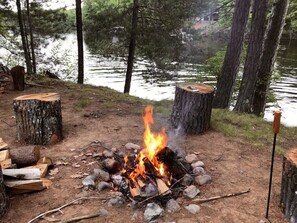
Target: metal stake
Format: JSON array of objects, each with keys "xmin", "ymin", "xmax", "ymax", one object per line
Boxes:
[{"xmin": 265, "ymin": 111, "xmax": 281, "ymax": 221}]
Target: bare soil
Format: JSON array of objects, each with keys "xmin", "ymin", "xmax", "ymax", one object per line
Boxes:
[{"xmin": 0, "ymin": 79, "xmax": 294, "ymax": 223}]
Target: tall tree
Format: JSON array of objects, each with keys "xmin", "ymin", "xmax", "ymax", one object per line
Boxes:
[
  {"xmin": 234, "ymin": 0, "xmax": 268, "ymax": 112},
  {"xmin": 252, "ymin": 0, "xmax": 289, "ymax": 116},
  {"xmin": 212, "ymin": 0, "xmax": 251, "ymax": 108},
  {"xmin": 25, "ymin": 0, "xmax": 36, "ymax": 74},
  {"xmin": 16, "ymin": 0, "xmax": 32, "ymax": 73},
  {"xmin": 124, "ymin": 0, "xmax": 138, "ymax": 94},
  {"xmin": 76, "ymin": 0, "xmax": 84, "ymax": 84}
]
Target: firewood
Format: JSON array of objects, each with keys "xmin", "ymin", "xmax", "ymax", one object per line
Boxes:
[
  {"xmin": 4, "ymin": 179, "xmax": 44, "ymax": 194},
  {"xmin": 23, "ymin": 164, "xmax": 48, "ymax": 178},
  {"xmin": 0, "ymin": 159, "xmax": 12, "ymax": 169},
  {"xmin": 41, "ymin": 178, "xmax": 53, "ymax": 189},
  {"xmin": 137, "ymin": 178, "xmax": 146, "ymax": 188},
  {"xmin": 9, "ymin": 145, "xmax": 40, "ymax": 167},
  {"xmin": 0, "ymin": 138, "xmax": 8, "ymax": 150},
  {"xmin": 2, "ymin": 168, "xmax": 41, "ymax": 180},
  {"xmin": 156, "ymin": 178, "xmax": 171, "ymax": 195},
  {"xmin": 37, "ymin": 157, "xmax": 53, "ymax": 166},
  {"xmin": 130, "ymin": 184, "xmax": 141, "ymax": 197},
  {"xmin": 13, "ymin": 93, "xmax": 63, "ymax": 145},
  {"xmin": 0, "ymin": 150, "xmax": 9, "ymax": 162}
]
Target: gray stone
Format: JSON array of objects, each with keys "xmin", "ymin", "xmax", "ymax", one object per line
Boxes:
[
  {"xmin": 125, "ymin": 142, "xmax": 141, "ymax": 150},
  {"xmin": 103, "ymin": 150, "xmax": 114, "ymax": 158},
  {"xmin": 166, "ymin": 199, "xmax": 181, "ymax": 213},
  {"xmin": 82, "ymin": 175, "xmax": 97, "ymax": 189},
  {"xmin": 144, "ymin": 203, "xmax": 164, "ymax": 222},
  {"xmin": 191, "ymin": 161, "xmax": 205, "ymax": 168},
  {"xmin": 183, "ymin": 185, "xmax": 200, "ymax": 199},
  {"xmin": 192, "ymin": 167, "xmax": 205, "ymax": 176},
  {"xmin": 97, "ymin": 181, "xmax": 113, "ymax": 191},
  {"xmin": 108, "ymin": 196, "xmax": 125, "ymax": 207},
  {"xmin": 185, "ymin": 204, "xmax": 201, "ymax": 214},
  {"xmin": 94, "ymin": 169, "xmax": 110, "ymax": 181},
  {"xmin": 185, "ymin": 154, "xmax": 198, "ymax": 164},
  {"xmin": 144, "ymin": 183, "xmax": 158, "ymax": 197},
  {"xmin": 99, "ymin": 208, "xmax": 108, "ymax": 216},
  {"xmin": 111, "ymin": 175, "xmax": 123, "ymax": 186},
  {"xmin": 195, "ymin": 174, "xmax": 212, "ymax": 185},
  {"xmin": 181, "ymin": 174, "xmax": 193, "ymax": 186}
]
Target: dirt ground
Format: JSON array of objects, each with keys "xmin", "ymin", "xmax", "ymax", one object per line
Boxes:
[{"xmin": 0, "ymin": 80, "xmax": 294, "ymax": 223}]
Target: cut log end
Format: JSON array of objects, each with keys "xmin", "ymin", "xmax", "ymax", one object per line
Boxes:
[
  {"xmin": 179, "ymin": 83, "xmax": 214, "ymax": 94},
  {"xmin": 14, "ymin": 92, "xmax": 60, "ymax": 102}
]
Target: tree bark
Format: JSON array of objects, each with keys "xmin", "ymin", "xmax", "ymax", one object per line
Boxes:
[
  {"xmin": 252, "ymin": 0, "xmax": 289, "ymax": 116},
  {"xmin": 9, "ymin": 146, "xmax": 41, "ymax": 167},
  {"xmin": 13, "ymin": 93, "xmax": 63, "ymax": 145},
  {"xmin": 171, "ymin": 83, "xmax": 214, "ymax": 134},
  {"xmin": 280, "ymin": 148, "xmax": 297, "ymax": 222},
  {"xmin": 124, "ymin": 0, "xmax": 139, "ymax": 94},
  {"xmin": 0, "ymin": 168, "xmax": 7, "ymax": 218},
  {"xmin": 25, "ymin": 0, "xmax": 36, "ymax": 74},
  {"xmin": 76, "ymin": 0, "xmax": 84, "ymax": 84},
  {"xmin": 212, "ymin": 0, "xmax": 251, "ymax": 108},
  {"xmin": 234, "ymin": 0, "xmax": 268, "ymax": 113},
  {"xmin": 16, "ymin": 0, "xmax": 32, "ymax": 74}
]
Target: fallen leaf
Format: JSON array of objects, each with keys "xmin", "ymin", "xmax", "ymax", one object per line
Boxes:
[
  {"xmin": 72, "ymin": 163, "xmax": 81, "ymax": 168},
  {"xmin": 49, "ymin": 168, "xmax": 59, "ymax": 176},
  {"xmin": 70, "ymin": 174, "xmax": 84, "ymax": 179}
]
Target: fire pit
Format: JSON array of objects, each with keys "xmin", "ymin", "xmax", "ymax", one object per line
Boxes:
[{"xmin": 81, "ymin": 105, "xmax": 212, "ymax": 220}]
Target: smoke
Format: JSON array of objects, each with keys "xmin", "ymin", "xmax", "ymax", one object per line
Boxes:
[{"xmin": 166, "ymin": 124, "xmax": 186, "ymax": 158}]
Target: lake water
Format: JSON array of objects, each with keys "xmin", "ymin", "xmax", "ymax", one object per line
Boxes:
[{"xmin": 2, "ymin": 33, "xmax": 297, "ymax": 127}]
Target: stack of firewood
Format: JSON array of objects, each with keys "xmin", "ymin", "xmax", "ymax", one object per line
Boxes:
[{"xmin": 0, "ymin": 138, "xmax": 52, "ymax": 194}]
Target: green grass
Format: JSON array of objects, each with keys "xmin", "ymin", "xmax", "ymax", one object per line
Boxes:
[{"xmin": 211, "ymin": 109, "xmax": 297, "ymax": 152}]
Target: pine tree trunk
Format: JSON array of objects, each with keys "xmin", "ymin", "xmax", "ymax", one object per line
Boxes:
[
  {"xmin": 76, "ymin": 0, "xmax": 84, "ymax": 84},
  {"xmin": 124, "ymin": 0, "xmax": 138, "ymax": 94},
  {"xmin": 0, "ymin": 168, "xmax": 7, "ymax": 218},
  {"xmin": 212, "ymin": 0, "xmax": 251, "ymax": 108},
  {"xmin": 13, "ymin": 93, "xmax": 63, "ymax": 145},
  {"xmin": 25, "ymin": 0, "xmax": 36, "ymax": 74},
  {"xmin": 280, "ymin": 148, "xmax": 297, "ymax": 222},
  {"xmin": 171, "ymin": 83, "xmax": 214, "ymax": 134},
  {"xmin": 252, "ymin": 0, "xmax": 289, "ymax": 116},
  {"xmin": 16, "ymin": 0, "xmax": 32, "ymax": 74},
  {"xmin": 234, "ymin": 0, "xmax": 268, "ymax": 113}
]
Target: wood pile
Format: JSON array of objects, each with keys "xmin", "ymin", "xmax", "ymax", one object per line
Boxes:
[{"xmin": 0, "ymin": 138, "xmax": 53, "ymax": 194}]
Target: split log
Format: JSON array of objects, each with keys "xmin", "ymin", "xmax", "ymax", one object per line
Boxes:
[
  {"xmin": 0, "ymin": 150, "xmax": 9, "ymax": 162},
  {"xmin": 0, "ymin": 138, "xmax": 8, "ymax": 150},
  {"xmin": 13, "ymin": 93, "xmax": 63, "ymax": 145},
  {"xmin": 0, "ymin": 168, "xmax": 8, "ymax": 218},
  {"xmin": 0, "ymin": 159, "xmax": 12, "ymax": 169},
  {"xmin": 9, "ymin": 146, "xmax": 40, "ymax": 167},
  {"xmin": 2, "ymin": 168, "xmax": 40, "ymax": 180},
  {"xmin": 171, "ymin": 83, "xmax": 214, "ymax": 134},
  {"xmin": 156, "ymin": 178, "xmax": 171, "ymax": 195},
  {"xmin": 11, "ymin": 65, "xmax": 25, "ymax": 91},
  {"xmin": 280, "ymin": 148, "xmax": 297, "ymax": 221},
  {"xmin": 4, "ymin": 179, "xmax": 44, "ymax": 194},
  {"xmin": 130, "ymin": 184, "xmax": 141, "ymax": 197},
  {"xmin": 24, "ymin": 164, "xmax": 48, "ymax": 178}
]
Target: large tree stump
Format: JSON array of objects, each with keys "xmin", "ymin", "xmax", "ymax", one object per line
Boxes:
[
  {"xmin": 13, "ymin": 93, "xmax": 63, "ymax": 145},
  {"xmin": 280, "ymin": 148, "xmax": 297, "ymax": 222},
  {"xmin": 10, "ymin": 146, "xmax": 40, "ymax": 167},
  {"xmin": 0, "ymin": 168, "xmax": 7, "ymax": 218},
  {"xmin": 11, "ymin": 65, "xmax": 25, "ymax": 91},
  {"xmin": 171, "ymin": 83, "xmax": 214, "ymax": 134}
]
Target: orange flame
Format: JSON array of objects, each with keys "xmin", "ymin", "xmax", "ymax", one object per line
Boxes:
[{"xmin": 128, "ymin": 105, "xmax": 168, "ymax": 182}]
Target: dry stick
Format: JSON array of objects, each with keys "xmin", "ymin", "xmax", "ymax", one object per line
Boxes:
[
  {"xmin": 192, "ymin": 188, "xmax": 251, "ymax": 204},
  {"xmin": 60, "ymin": 213, "xmax": 101, "ymax": 223},
  {"xmin": 0, "ymin": 119, "xmax": 15, "ymax": 127},
  {"xmin": 27, "ymin": 196, "xmax": 107, "ymax": 223}
]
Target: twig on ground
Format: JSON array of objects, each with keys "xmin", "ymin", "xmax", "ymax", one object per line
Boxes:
[
  {"xmin": 1, "ymin": 119, "xmax": 15, "ymax": 127},
  {"xmin": 60, "ymin": 213, "xmax": 101, "ymax": 223},
  {"xmin": 192, "ymin": 188, "xmax": 251, "ymax": 204},
  {"xmin": 27, "ymin": 196, "xmax": 107, "ymax": 223}
]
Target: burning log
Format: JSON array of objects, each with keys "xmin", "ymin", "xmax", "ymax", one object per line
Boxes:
[
  {"xmin": 130, "ymin": 184, "xmax": 141, "ymax": 197},
  {"xmin": 156, "ymin": 178, "xmax": 171, "ymax": 195},
  {"xmin": 171, "ymin": 83, "xmax": 214, "ymax": 134}
]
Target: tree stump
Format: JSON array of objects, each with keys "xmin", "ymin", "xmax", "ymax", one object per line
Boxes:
[
  {"xmin": 171, "ymin": 83, "xmax": 214, "ymax": 134},
  {"xmin": 280, "ymin": 148, "xmax": 297, "ymax": 222},
  {"xmin": 13, "ymin": 93, "xmax": 63, "ymax": 145},
  {"xmin": 0, "ymin": 168, "xmax": 7, "ymax": 218},
  {"xmin": 11, "ymin": 65, "xmax": 25, "ymax": 91}
]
